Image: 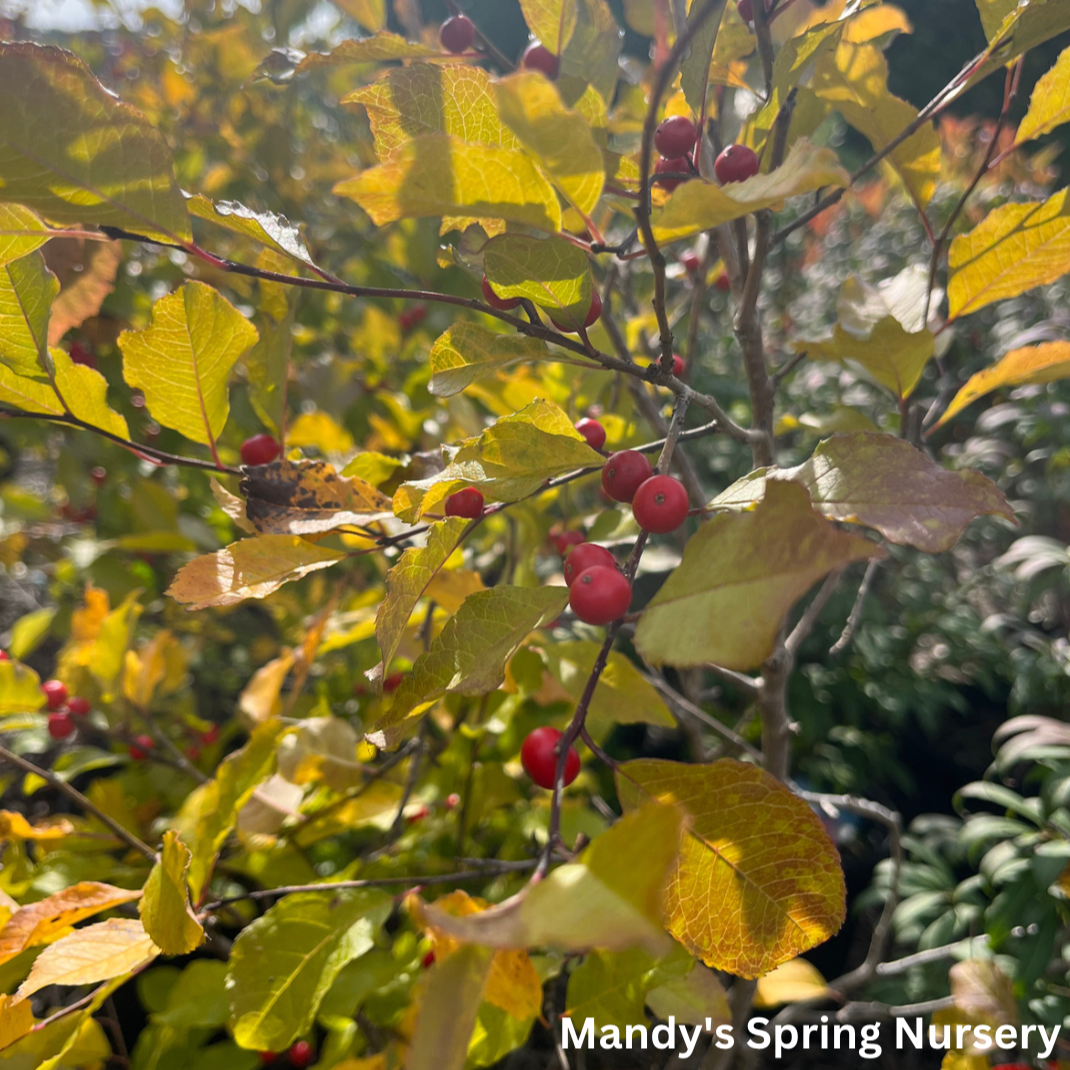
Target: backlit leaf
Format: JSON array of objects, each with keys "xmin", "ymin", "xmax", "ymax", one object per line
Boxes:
[
  {"xmin": 484, "ymin": 234, "xmax": 594, "ymax": 321},
  {"xmin": 139, "ymin": 831, "xmax": 205, "ymax": 956},
  {"xmin": 0, "ymin": 250, "xmax": 57, "ymax": 379},
  {"xmin": 974, "ymin": 0, "xmax": 1019, "ymax": 40},
  {"xmin": 646, "ymin": 961, "xmax": 731, "ymax": 1025},
  {"xmin": 368, "ymin": 585, "xmax": 569, "ymax": 749},
  {"xmin": 0, "ymin": 204, "xmax": 53, "ymax": 267},
  {"xmin": 330, "ymin": 0, "xmax": 387, "ymax": 31},
  {"xmin": 186, "ymin": 195, "xmax": 317, "ymax": 270},
  {"xmin": 558, "ymin": 0, "xmax": 622, "ymax": 105},
  {"xmin": 298, "ymin": 32, "xmax": 444, "ymax": 70},
  {"xmin": 939, "ymin": 341, "xmax": 1070, "ymax": 427},
  {"xmin": 46, "ymin": 238, "xmax": 122, "ymax": 346},
  {"xmin": 277, "ymin": 717, "xmax": 364, "ymax": 791},
  {"xmin": 0, "ymin": 660, "xmax": 45, "ymax": 715},
  {"xmin": 0, "ymin": 43, "xmax": 190, "ymax": 243},
  {"xmin": 616, "ymin": 759, "xmax": 846, "ymax": 977},
  {"xmin": 120, "ymin": 281, "xmax": 258, "ymax": 448},
  {"xmin": 753, "ymin": 957, "xmax": 831, "ymax": 1007},
  {"xmin": 947, "ymin": 189, "xmax": 1070, "ymax": 320},
  {"xmin": 519, "ymin": 0, "xmax": 579, "ymax": 55},
  {"xmin": 226, "ymin": 889, "xmax": 390, "ymax": 1051},
  {"xmin": 430, "ymin": 323, "xmax": 554, "ymax": 397},
  {"xmin": 53, "ymin": 346, "xmax": 130, "ymax": 439},
  {"xmin": 680, "ymin": 0, "xmax": 726, "ymax": 114},
  {"xmin": 17, "ymin": 917, "xmax": 160, "ymax": 998},
  {"xmin": 967, "ymin": 0, "xmax": 1070, "ymax": 91},
  {"xmin": 0, "ymin": 994, "xmax": 33, "ymax": 1051},
  {"xmin": 1015, "ymin": 43, "xmax": 1070, "ymax": 144},
  {"xmin": 635, "ymin": 482, "xmax": 880, "ymax": 670}
]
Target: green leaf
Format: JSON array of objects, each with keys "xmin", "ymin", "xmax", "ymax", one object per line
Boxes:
[
  {"xmin": 646, "ymin": 961, "xmax": 730, "ymax": 1025},
  {"xmin": 650, "ymin": 138, "xmax": 849, "ymax": 244},
  {"xmin": 154, "ymin": 960, "xmax": 229, "ymax": 1028},
  {"xmin": 713, "ymin": 432, "xmax": 1014, "ymax": 553},
  {"xmin": 226, "ymin": 889, "xmax": 390, "ymax": 1051},
  {"xmin": 430, "ymin": 323, "xmax": 554, "ymax": 397},
  {"xmin": 368, "ymin": 585, "xmax": 569, "ymax": 749},
  {"xmin": 0, "ymin": 43, "xmax": 190, "ymax": 243},
  {"xmin": 297, "ymin": 31, "xmax": 444, "ymax": 71},
  {"xmin": 331, "ymin": 0, "xmax": 387, "ymax": 31},
  {"xmin": 7, "ymin": 607, "xmax": 55, "ymax": 661},
  {"xmin": 495, "ymin": 71, "xmax": 604, "ymax": 215},
  {"xmin": 0, "ymin": 251, "xmax": 57, "ymax": 380},
  {"xmin": 948, "ymin": 189, "xmax": 1070, "ymax": 320},
  {"xmin": 680, "ymin": 0, "xmax": 726, "ymax": 115},
  {"xmin": 519, "ymin": 0, "xmax": 579, "ymax": 55},
  {"xmin": 484, "ymin": 234, "xmax": 594, "ymax": 321},
  {"xmin": 120, "ymin": 281, "xmax": 258, "ymax": 449},
  {"xmin": 635, "ymin": 481, "xmax": 880, "ymax": 670},
  {"xmin": 558, "ymin": 0, "xmax": 622, "ymax": 105},
  {"xmin": 938, "ymin": 341, "xmax": 1070, "ymax": 427},
  {"xmin": 139, "ymin": 831, "xmax": 205, "ymax": 956},
  {"xmin": 334, "ymin": 135, "xmax": 562, "ymax": 234},
  {"xmin": 616, "ymin": 759, "xmax": 847, "ymax": 978},
  {"xmin": 245, "ymin": 251, "xmax": 295, "ymax": 435},
  {"xmin": 186, "ymin": 196, "xmax": 317, "ymax": 271},
  {"xmin": 165, "ymin": 535, "xmax": 346, "ymax": 612},
  {"xmin": 974, "ymin": 0, "xmax": 1019, "ymax": 40},
  {"xmin": 967, "ymin": 0, "xmax": 1070, "ymax": 91},
  {"xmin": 393, "ymin": 399, "xmax": 605, "ymax": 522},
  {"xmin": 0, "ymin": 204, "xmax": 53, "ymax": 268},
  {"xmin": 0, "ymin": 660, "xmax": 45, "ymax": 715}
]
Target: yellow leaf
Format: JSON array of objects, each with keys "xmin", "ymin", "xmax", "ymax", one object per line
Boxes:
[
  {"xmin": 424, "ymin": 568, "xmax": 485, "ymax": 613},
  {"xmin": 88, "ymin": 588, "xmax": 142, "ymax": 691},
  {"xmin": 754, "ymin": 958, "xmax": 831, "ymax": 1007},
  {"xmin": 139, "ymin": 831, "xmax": 204, "ymax": 955},
  {"xmin": 519, "ymin": 0, "xmax": 579, "ymax": 54},
  {"xmin": 0, "ymin": 660, "xmax": 45, "ymax": 715},
  {"xmin": 948, "ymin": 189, "xmax": 1070, "ymax": 320},
  {"xmin": 0, "ymin": 203, "xmax": 53, "ymax": 267},
  {"xmin": 277, "ymin": 716, "xmax": 365, "ymax": 791},
  {"xmin": 1016, "ymin": 43, "xmax": 1070, "ymax": 145},
  {"xmin": 484, "ymin": 233, "xmax": 594, "ymax": 321},
  {"xmin": 238, "ymin": 650, "xmax": 295, "ymax": 726},
  {"xmin": 52, "ymin": 345, "xmax": 130, "ymax": 440},
  {"xmin": 46, "ymin": 238, "xmax": 122, "ymax": 346},
  {"xmin": 287, "ymin": 410, "xmax": 355, "ymax": 454},
  {"xmin": 974, "ymin": 0, "xmax": 1020, "ymax": 40},
  {"xmin": 17, "ymin": 917, "xmax": 160, "ymax": 998},
  {"xmin": 646, "ymin": 961, "xmax": 731, "ymax": 1026},
  {"xmin": 122, "ymin": 630, "xmax": 184, "ymax": 709},
  {"xmin": 0, "ymin": 994, "xmax": 33, "ymax": 1050},
  {"xmin": 431, "ymin": 319, "xmax": 554, "ymax": 399},
  {"xmin": 617, "ymin": 759, "xmax": 846, "ymax": 978},
  {"xmin": 298, "ymin": 32, "xmax": 444, "ymax": 70},
  {"xmin": 330, "ymin": 0, "xmax": 387, "ymax": 31},
  {"xmin": 0, "ymin": 811, "xmax": 75, "ymax": 844},
  {"xmin": 559, "ymin": 0, "xmax": 622, "ymax": 105},
  {"xmin": 0, "ymin": 250, "xmax": 56, "ymax": 379},
  {"xmin": 7, "ymin": 605, "xmax": 56, "ymax": 660},
  {"xmin": 120, "ymin": 280, "xmax": 258, "ymax": 448}
]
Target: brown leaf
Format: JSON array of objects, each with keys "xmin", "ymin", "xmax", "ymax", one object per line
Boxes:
[{"xmin": 44, "ymin": 238, "xmax": 122, "ymax": 346}]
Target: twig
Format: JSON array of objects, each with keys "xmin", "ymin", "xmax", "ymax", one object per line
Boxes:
[
  {"xmin": 830, "ymin": 558, "xmax": 881, "ymax": 656},
  {"xmin": 785, "ymin": 569, "xmax": 843, "ymax": 657},
  {"xmin": 648, "ymin": 675, "xmax": 764, "ymax": 762},
  {"xmin": 876, "ymin": 936, "xmax": 989, "ymax": 976}
]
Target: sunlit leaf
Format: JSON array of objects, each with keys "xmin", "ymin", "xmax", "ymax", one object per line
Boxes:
[
  {"xmin": 0, "ymin": 994, "xmax": 34, "ymax": 1051},
  {"xmin": 186, "ymin": 195, "xmax": 318, "ymax": 270},
  {"xmin": 646, "ymin": 961, "xmax": 731, "ymax": 1025},
  {"xmin": 0, "ymin": 204, "xmax": 53, "ymax": 267},
  {"xmin": 430, "ymin": 323, "xmax": 554, "ymax": 397},
  {"xmin": 558, "ymin": 0, "xmax": 622, "ymax": 105},
  {"xmin": 0, "ymin": 810, "xmax": 74, "ymax": 844},
  {"xmin": 0, "ymin": 250, "xmax": 56, "ymax": 379},
  {"xmin": 139, "ymin": 831, "xmax": 205, "ymax": 956},
  {"xmin": 46, "ymin": 238, "xmax": 122, "ymax": 346},
  {"xmin": 753, "ymin": 957, "xmax": 831, "ymax": 1007},
  {"xmin": 967, "ymin": 0, "xmax": 1070, "ymax": 91},
  {"xmin": 0, "ymin": 660, "xmax": 45, "ymax": 715},
  {"xmin": 287, "ymin": 411, "xmax": 355, "ymax": 454},
  {"xmin": 974, "ymin": 0, "xmax": 1019, "ymax": 40},
  {"xmin": 52, "ymin": 345, "xmax": 130, "ymax": 439},
  {"xmin": 330, "ymin": 0, "xmax": 387, "ymax": 31},
  {"xmin": 679, "ymin": 0, "xmax": 725, "ymax": 115},
  {"xmin": 616, "ymin": 759, "xmax": 846, "ymax": 977},
  {"xmin": 484, "ymin": 234, "xmax": 594, "ymax": 321},
  {"xmin": 520, "ymin": 0, "xmax": 579, "ymax": 54},
  {"xmin": 277, "ymin": 717, "xmax": 364, "ymax": 791},
  {"xmin": 298, "ymin": 32, "xmax": 444, "ymax": 70}
]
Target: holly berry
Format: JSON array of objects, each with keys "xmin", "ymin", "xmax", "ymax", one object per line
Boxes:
[
  {"xmin": 562, "ymin": 542, "xmax": 615, "ymax": 587},
  {"xmin": 439, "ymin": 14, "xmax": 475, "ymax": 53},
  {"xmin": 129, "ymin": 734, "xmax": 155, "ymax": 761},
  {"xmin": 550, "ymin": 291, "xmax": 602, "ymax": 333},
  {"xmin": 737, "ymin": 0, "xmax": 775, "ymax": 24},
  {"xmin": 0, "ymin": 650, "xmax": 8, "ymax": 661},
  {"xmin": 681, "ymin": 251, "xmax": 701, "ymax": 275},
  {"xmin": 68, "ymin": 342, "xmax": 97, "ymax": 370},
  {"xmin": 715, "ymin": 271, "xmax": 731, "ymax": 292},
  {"xmin": 67, "ymin": 696, "xmax": 91, "ymax": 717},
  {"xmin": 398, "ymin": 303, "xmax": 428, "ymax": 332},
  {"xmin": 570, "ymin": 566, "xmax": 633, "ymax": 625},
  {"xmin": 550, "ymin": 528, "xmax": 586, "ymax": 555},
  {"xmin": 90, "ymin": 466, "xmax": 107, "ymax": 485},
  {"xmin": 384, "ymin": 672, "xmax": 405, "ymax": 693},
  {"xmin": 601, "ymin": 450, "xmax": 653, "ymax": 504},
  {"xmin": 521, "ymin": 726, "xmax": 580, "ymax": 789},
  {"xmin": 240, "ymin": 434, "xmax": 281, "ymax": 467},
  {"xmin": 200, "ymin": 725, "xmax": 220, "ymax": 745},
  {"xmin": 48, "ymin": 711, "xmax": 75, "ymax": 740},
  {"xmin": 445, "ymin": 487, "xmax": 484, "ymax": 519},
  {"xmin": 575, "ymin": 417, "xmax": 606, "ymax": 450},
  {"xmin": 654, "ymin": 156, "xmax": 691, "ymax": 192},
  {"xmin": 715, "ymin": 144, "xmax": 760, "ymax": 184},
  {"xmin": 672, "ymin": 354, "xmax": 685, "ymax": 377},
  {"xmin": 422, "ymin": 949, "xmax": 437, "ymax": 969},
  {"xmin": 632, "ymin": 475, "xmax": 690, "ymax": 534},
  {"xmin": 42, "ymin": 679, "xmax": 68, "ymax": 710},
  {"xmin": 521, "ymin": 41, "xmax": 559, "ymax": 79},
  {"xmin": 481, "ymin": 275, "xmax": 521, "ymax": 311},
  {"xmin": 445, "ymin": 792, "xmax": 461, "ymax": 810},
  {"xmin": 655, "ymin": 115, "xmax": 698, "ymax": 159}
]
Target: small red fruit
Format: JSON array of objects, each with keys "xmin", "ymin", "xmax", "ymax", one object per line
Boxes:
[
  {"xmin": 575, "ymin": 418, "xmax": 606, "ymax": 450},
  {"xmin": 445, "ymin": 487, "xmax": 485, "ymax": 519},
  {"xmin": 422, "ymin": 949, "xmax": 436, "ymax": 969},
  {"xmin": 445, "ymin": 792, "xmax": 461, "ymax": 810},
  {"xmin": 439, "ymin": 14, "xmax": 476, "ymax": 53},
  {"xmin": 715, "ymin": 144, "xmax": 760, "ymax": 184},
  {"xmin": 407, "ymin": 805, "xmax": 431, "ymax": 825},
  {"xmin": 715, "ymin": 271, "xmax": 731, "ymax": 292},
  {"xmin": 681, "ymin": 251, "xmax": 701, "ymax": 274},
  {"xmin": 632, "ymin": 475, "xmax": 690, "ymax": 534},
  {"xmin": 569, "ymin": 566, "xmax": 632, "ymax": 625},
  {"xmin": 521, "ymin": 41, "xmax": 559, "ymax": 79},
  {"xmin": 200, "ymin": 725, "xmax": 220, "ymax": 745},
  {"xmin": 672, "ymin": 354, "xmax": 685, "ymax": 377},
  {"xmin": 42, "ymin": 680, "xmax": 68, "ymax": 710},
  {"xmin": 521, "ymin": 726, "xmax": 580, "ymax": 789},
  {"xmin": 0, "ymin": 650, "xmax": 8, "ymax": 661},
  {"xmin": 240, "ymin": 434, "xmax": 281, "ymax": 467},
  {"xmin": 562, "ymin": 543, "xmax": 615, "ymax": 587},
  {"xmin": 550, "ymin": 291, "xmax": 601, "ymax": 333},
  {"xmin": 259, "ymin": 1054, "xmax": 275, "ymax": 1066},
  {"xmin": 67, "ymin": 696, "xmax": 91, "ymax": 717},
  {"xmin": 399, "ymin": 303, "xmax": 428, "ymax": 332},
  {"xmin": 601, "ymin": 450, "xmax": 653, "ymax": 504},
  {"xmin": 654, "ymin": 156, "xmax": 691, "ymax": 192},
  {"xmin": 737, "ymin": 0, "xmax": 775, "ymax": 24},
  {"xmin": 481, "ymin": 275, "xmax": 521, "ymax": 312},
  {"xmin": 551, "ymin": 528, "xmax": 586, "ymax": 555},
  {"xmin": 48, "ymin": 711, "xmax": 75, "ymax": 740},
  {"xmin": 655, "ymin": 115, "xmax": 698, "ymax": 159},
  {"xmin": 384, "ymin": 672, "xmax": 405, "ymax": 693},
  {"xmin": 68, "ymin": 342, "xmax": 97, "ymax": 370},
  {"xmin": 129, "ymin": 734, "xmax": 155, "ymax": 761},
  {"xmin": 91, "ymin": 466, "xmax": 107, "ymax": 485}
]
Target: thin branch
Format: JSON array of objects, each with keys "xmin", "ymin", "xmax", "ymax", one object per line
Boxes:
[
  {"xmin": 785, "ymin": 568, "xmax": 843, "ymax": 657},
  {"xmin": 648, "ymin": 675, "xmax": 764, "ymax": 762},
  {"xmin": 830, "ymin": 557, "xmax": 882, "ymax": 656},
  {"xmin": 876, "ymin": 936, "xmax": 989, "ymax": 977}
]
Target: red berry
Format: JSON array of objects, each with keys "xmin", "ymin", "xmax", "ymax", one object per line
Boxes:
[
  {"xmin": 654, "ymin": 156, "xmax": 691, "ymax": 192},
  {"xmin": 384, "ymin": 672, "xmax": 405, "ymax": 693},
  {"xmin": 574, "ymin": 418, "xmax": 606, "ymax": 450},
  {"xmin": 48, "ymin": 711, "xmax": 75, "ymax": 740},
  {"xmin": 715, "ymin": 271, "xmax": 731, "ymax": 292},
  {"xmin": 481, "ymin": 275, "xmax": 521, "ymax": 311},
  {"xmin": 0, "ymin": 650, "xmax": 8, "ymax": 661},
  {"xmin": 737, "ymin": 0, "xmax": 774, "ymax": 24},
  {"xmin": 521, "ymin": 42, "xmax": 559, "ymax": 79},
  {"xmin": 90, "ymin": 466, "xmax": 107, "ymax": 485},
  {"xmin": 569, "ymin": 566, "xmax": 632, "ymax": 625},
  {"xmin": 562, "ymin": 543, "xmax": 616, "ymax": 587},
  {"xmin": 42, "ymin": 680, "xmax": 68, "ymax": 710},
  {"xmin": 240, "ymin": 434, "xmax": 281, "ymax": 467},
  {"xmin": 186, "ymin": 744, "xmax": 202, "ymax": 762},
  {"xmin": 551, "ymin": 528, "xmax": 586, "ymax": 555},
  {"xmin": 68, "ymin": 342, "xmax": 97, "ymax": 370},
  {"xmin": 399, "ymin": 304, "xmax": 428, "ymax": 332},
  {"xmin": 521, "ymin": 726, "xmax": 580, "ymax": 790},
  {"xmin": 632, "ymin": 475, "xmax": 690, "ymax": 534},
  {"xmin": 259, "ymin": 1054, "xmax": 275, "ymax": 1066},
  {"xmin": 672, "ymin": 354, "xmax": 685, "ymax": 377},
  {"xmin": 200, "ymin": 725, "xmax": 220, "ymax": 744},
  {"xmin": 439, "ymin": 14, "xmax": 476, "ymax": 53},
  {"xmin": 655, "ymin": 115, "xmax": 698, "ymax": 159},
  {"xmin": 445, "ymin": 487, "xmax": 484, "ymax": 519},
  {"xmin": 551, "ymin": 291, "xmax": 601, "ymax": 333},
  {"xmin": 422, "ymin": 949, "xmax": 436, "ymax": 969},
  {"xmin": 407, "ymin": 805, "xmax": 431, "ymax": 825},
  {"xmin": 715, "ymin": 144, "xmax": 760, "ymax": 184},
  {"xmin": 601, "ymin": 450, "xmax": 653, "ymax": 504},
  {"xmin": 129, "ymin": 734, "xmax": 155, "ymax": 761},
  {"xmin": 681, "ymin": 252, "xmax": 701, "ymax": 274},
  {"xmin": 67, "ymin": 696, "xmax": 91, "ymax": 717},
  {"xmin": 445, "ymin": 792, "xmax": 461, "ymax": 810}
]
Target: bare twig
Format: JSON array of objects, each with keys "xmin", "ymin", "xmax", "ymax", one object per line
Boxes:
[
  {"xmin": 648, "ymin": 675, "xmax": 764, "ymax": 762},
  {"xmin": 785, "ymin": 569, "xmax": 843, "ymax": 657},
  {"xmin": 830, "ymin": 558, "xmax": 882, "ymax": 656}
]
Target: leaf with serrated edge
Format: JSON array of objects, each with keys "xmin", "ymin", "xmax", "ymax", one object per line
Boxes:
[
  {"xmin": 186, "ymin": 195, "xmax": 317, "ymax": 269},
  {"xmin": 139, "ymin": 831, "xmax": 204, "ymax": 955},
  {"xmin": 430, "ymin": 323, "xmax": 554, "ymax": 397},
  {"xmin": 17, "ymin": 918, "xmax": 159, "ymax": 998},
  {"xmin": 0, "ymin": 250, "xmax": 56, "ymax": 379},
  {"xmin": 47, "ymin": 239, "xmax": 122, "ymax": 346},
  {"xmin": 616, "ymin": 759, "xmax": 846, "ymax": 978},
  {"xmin": 0, "ymin": 204, "xmax": 53, "ymax": 267},
  {"xmin": 948, "ymin": 189, "xmax": 1070, "ymax": 321},
  {"xmin": 0, "ymin": 43, "xmax": 190, "ymax": 243},
  {"xmin": 226, "ymin": 889, "xmax": 390, "ymax": 1051},
  {"xmin": 167, "ymin": 535, "xmax": 345, "ymax": 610},
  {"xmin": 635, "ymin": 482, "xmax": 880, "ymax": 670},
  {"xmin": 519, "ymin": 0, "xmax": 579, "ymax": 54},
  {"xmin": 484, "ymin": 234, "xmax": 593, "ymax": 321},
  {"xmin": 368, "ymin": 585, "xmax": 569, "ymax": 749},
  {"xmin": 298, "ymin": 32, "xmax": 444, "ymax": 71},
  {"xmin": 650, "ymin": 139, "xmax": 849, "ymax": 244},
  {"xmin": 53, "ymin": 346, "xmax": 130, "ymax": 439},
  {"xmin": 1016, "ymin": 43, "xmax": 1070, "ymax": 144}
]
